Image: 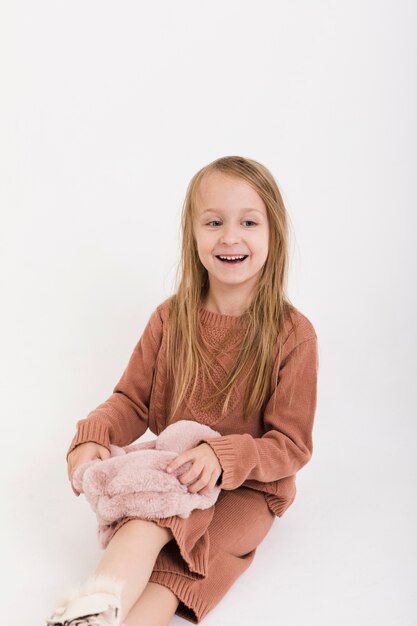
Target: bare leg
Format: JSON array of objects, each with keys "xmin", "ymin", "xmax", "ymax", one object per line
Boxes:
[
  {"xmin": 93, "ymin": 519, "xmax": 174, "ymax": 623},
  {"xmin": 124, "ymin": 582, "xmax": 180, "ymax": 626}
]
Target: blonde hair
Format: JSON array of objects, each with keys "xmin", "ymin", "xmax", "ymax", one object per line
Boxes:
[{"xmin": 166, "ymin": 155, "xmax": 298, "ymax": 423}]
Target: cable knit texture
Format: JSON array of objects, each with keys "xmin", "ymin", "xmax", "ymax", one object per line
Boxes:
[
  {"xmin": 66, "ymin": 295, "xmax": 319, "ymax": 624},
  {"xmin": 67, "ymin": 295, "xmax": 319, "ymax": 518}
]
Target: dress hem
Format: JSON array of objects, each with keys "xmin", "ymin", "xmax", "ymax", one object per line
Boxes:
[
  {"xmin": 148, "ymin": 569, "xmax": 210, "ymax": 624},
  {"xmin": 106, "ymin": 511, "xmax": 211, "ymax": 580}
]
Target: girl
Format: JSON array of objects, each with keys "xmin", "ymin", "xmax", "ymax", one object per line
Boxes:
[{"xmin": 47, "ymin": 155, "xmax": 319, "ymax": 626}]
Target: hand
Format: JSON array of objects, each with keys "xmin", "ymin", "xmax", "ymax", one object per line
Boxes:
[
  {"xmin": 165, "ymin": 442, "xmax": 222, "ymax": 495},
  {"xmin": 67, "ymin": 441, "xmax": 111, "ymax": 496}
]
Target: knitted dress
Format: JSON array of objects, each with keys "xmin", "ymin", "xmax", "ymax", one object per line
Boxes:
[{"xmin": 66, "ymin": 296, "xmax": 319, "ymax": 624}]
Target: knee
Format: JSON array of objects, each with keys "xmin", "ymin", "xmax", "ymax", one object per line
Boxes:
[
  {"xmin": 121, "ymin": 519, "xmax": 174, "ymax": 547},
  {"xmin": 156, "ymin": 524, "xmax": 174, "ymax": 546}
]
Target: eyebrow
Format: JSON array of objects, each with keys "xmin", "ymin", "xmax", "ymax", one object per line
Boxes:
[{"xmin": 200, "ymin": 208, "xmax": 265, "ymax": 216}]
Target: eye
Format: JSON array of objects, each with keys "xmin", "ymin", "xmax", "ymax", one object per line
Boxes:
[{"xmin": 206, "ymin": 220, "xmax": 257, "ymax": 227}]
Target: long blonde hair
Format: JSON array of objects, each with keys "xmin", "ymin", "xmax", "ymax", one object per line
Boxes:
[{"xmin": 166, "ymin": 155, "xmax": 298, "ymax": 423}]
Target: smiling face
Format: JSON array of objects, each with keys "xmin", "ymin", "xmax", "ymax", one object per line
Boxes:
[{"xmin": 193, "ymin": 171, "xmax": 269, "ymax": 310}]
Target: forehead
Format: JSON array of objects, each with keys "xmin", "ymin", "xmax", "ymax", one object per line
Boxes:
[{"xmin": 195, "ymin": 171, "xmax": 266, "ymax": 215}]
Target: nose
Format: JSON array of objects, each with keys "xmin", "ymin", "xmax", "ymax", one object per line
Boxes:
[{"xmin": 219, "ymin": 224, "xmax": 241, "ymax": 245}]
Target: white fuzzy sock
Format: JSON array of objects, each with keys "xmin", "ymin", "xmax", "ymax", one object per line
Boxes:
[{"xmin": 54, "ymin": 573, "xmax": 125, "ymax": 608}]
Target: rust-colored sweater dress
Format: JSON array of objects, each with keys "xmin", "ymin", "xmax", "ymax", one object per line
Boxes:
[{"xmin": 66, "ymin": 296, "xmax": 319, "ymax": 624}]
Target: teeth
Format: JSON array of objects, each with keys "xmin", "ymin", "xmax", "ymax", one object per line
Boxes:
[{"xmin": 218, "ymin": 255, "xmax": 246, "ymax": 260}]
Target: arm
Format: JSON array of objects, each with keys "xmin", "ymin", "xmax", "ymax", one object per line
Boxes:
[
  {"xmin": 66, "ymin": 307, "xmax": 163, "ymax": 461},
  {"xmin": 199, "ymin": 325, "xmax": 319, "ymax": 490}
]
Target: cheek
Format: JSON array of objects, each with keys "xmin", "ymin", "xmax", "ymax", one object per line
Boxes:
[
  {"xmin": 199, "ymin": 236, "xmax": 216, "ymax": 253},
  {"xmin": 195, "ymin": 235, "xmax": 208, "ymax": 254},
  {"xmin": 261, "ymin": 232, "xmax": 270, "ymax": 254},
  {"xmin": 197, "ymin": 244, "xmax": 211, "ymax": 258}
]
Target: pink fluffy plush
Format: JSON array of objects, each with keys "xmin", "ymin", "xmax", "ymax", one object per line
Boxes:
[{"xmin": 72, "ymin": 420, "xmax": 222, "ymax": 548}]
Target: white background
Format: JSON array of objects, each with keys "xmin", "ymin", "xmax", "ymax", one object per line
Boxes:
[{"xmin": 1, "ymin": 1, "xmax": 416, "ymax": 625}]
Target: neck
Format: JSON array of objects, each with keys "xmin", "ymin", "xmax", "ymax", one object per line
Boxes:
[{"xmin": 202, "ymin": 291, "xmax": 252, "ymax": 317}]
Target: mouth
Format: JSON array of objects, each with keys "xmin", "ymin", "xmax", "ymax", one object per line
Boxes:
[{"xmin": 215, "ymin": 255, "xmax": 249, "ymax": 265}]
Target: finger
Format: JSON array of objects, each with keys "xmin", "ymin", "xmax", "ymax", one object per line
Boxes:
[
  {"xmin": 68, "ymin": 469, "xmax": 80, "ymax": 496},
  {"xmin": 198, "ymin": 471, "xmax": 217, "ymax": 495},
  {"xmin": 187, "ymin": 470, "xmax": 211, "ymax": 493},
  {"xmin": 68, "ymin": 462, "xmax": 76, "ymax": 484},
  {"xmin": 177, "ymin": 460, "xmax": 204, "ymax": 485},
  {"xmin": 98, "ymin": 447, "xmax": 111, "ymax": 461},
  {"xmin": 167, "ymin": 451, "xmax": 190, "ymax": 473},
  {"xmin": 166, "ymin": 456, "xmax": 184, "ymax": 473}
]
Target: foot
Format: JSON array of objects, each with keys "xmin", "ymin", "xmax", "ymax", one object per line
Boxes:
[{"xmin": 46, "ymin": 574, "xmax": 124, "ymax": 626}]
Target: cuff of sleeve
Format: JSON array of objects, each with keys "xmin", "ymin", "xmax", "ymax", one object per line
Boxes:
[
  {"xmin": 201, "ymin": 436, "xmax": 236, "ymax": 490},
  {"xmin": 66, "ymin": 418, "xmax": 112, "ymax": 462}
]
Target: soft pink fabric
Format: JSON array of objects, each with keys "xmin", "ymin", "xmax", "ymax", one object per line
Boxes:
[
  {"xmin": 66, "ymin": 297, "xmax": 319, "ymax": 521},
  {"xmin": 72, "ymin": 420, "xmax": 222, "ymax": 547}
]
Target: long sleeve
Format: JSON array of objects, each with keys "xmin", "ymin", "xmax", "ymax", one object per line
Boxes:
[
  {"xmin": 199, "ymin": 324, "xmax": 319, "ymax": 491},
  {"xmin": 66, "ymin": 307, "xmax": 163, "ymax": 461}
]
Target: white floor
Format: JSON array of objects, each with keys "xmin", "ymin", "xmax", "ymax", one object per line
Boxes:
[
  {"xmin": 2, "ymin": 0, "xmax": 416, "ymax": 623},
  {"xmin": 3, "ymin": 416, "xmax": 416, "ymax": 626}
]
